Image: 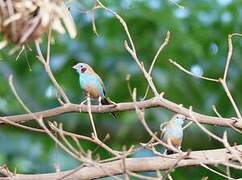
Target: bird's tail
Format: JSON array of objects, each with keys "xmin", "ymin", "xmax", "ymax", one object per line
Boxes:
[
  {"xmin": 101, "ymin": 97, "xmax": 117, "ymax": 119},
  {"xmin": 166, "ymin": 149, "xmax": 174, "ymax": 155},
  {"xmin": 101, "ymin": 97, "xmax": 112, "ymax": 105}
]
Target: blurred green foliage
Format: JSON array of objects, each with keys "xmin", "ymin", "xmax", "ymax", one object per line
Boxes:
[{"xmin": 1, "ymin": 0, "xmax": 242, "ymax": 179}]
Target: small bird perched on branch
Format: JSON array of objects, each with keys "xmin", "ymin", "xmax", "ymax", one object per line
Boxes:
[
  {"xmin": 72, "ymin": 63, "xmax": 116, "ymax": 118},
  {"xmin": 160, "ymin": 114, "xmax": 185, "ymax": 155}
]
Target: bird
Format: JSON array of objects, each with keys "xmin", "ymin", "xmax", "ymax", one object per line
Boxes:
[
  {"xmin": 160, "ymin": 114, "xmax": 185, "ymax": 155},
  {"xmin": 72, "ymin": 62, "xmax": 116, "ymax": 118}
]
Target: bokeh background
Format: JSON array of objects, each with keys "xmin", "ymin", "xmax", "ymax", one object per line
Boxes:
[{"xmin": 1, "ymin": 0, "xmax": 242, "ymax": 179}]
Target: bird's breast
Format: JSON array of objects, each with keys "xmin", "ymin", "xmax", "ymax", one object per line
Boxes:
[
  {"xmin": 162, "ymin": 125, "xmax": 183, "ymax": 147},
  {"xmin": 79, "ymin": 74, "xmax": 104, "ymax": 99}
]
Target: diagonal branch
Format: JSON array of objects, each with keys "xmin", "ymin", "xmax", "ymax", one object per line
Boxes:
[
  {"xmin": 169, "ymin": 59, "xmax": 219, "ymax": 82},
  {"xmin": 223, "ymin": 33, "xmax": 242, "ymax": 81},
  {"xmin": 35, "ymin": 32, "xmax": 70, "ymax": 104}
]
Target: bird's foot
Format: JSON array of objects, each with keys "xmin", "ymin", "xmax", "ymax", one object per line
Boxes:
[
  {"xmin": 98, "ymin": 103, "xmax": 102, "ymax": 112},
  {"xmin": 98, "ymin": 97, "xmax": 102, "ymax": 112},
  {"xmin": 110, "ymin": 102, "xmax": 117, "ymax": 107},
  {"xmin": 80, "ymin": 99, "xmax": 87, "ymax": 105},
  {"xmin": 79, "ymin": 100, "xmax": 87, "ymax": 112},
  {"xmin": 230, "ymin": 117, "xmax": 241, "ymax": 124},
  {"xmin": 107, "ymin": 98, "xmax": 118, "ymax": 107}
]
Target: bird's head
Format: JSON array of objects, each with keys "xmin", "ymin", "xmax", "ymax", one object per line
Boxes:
[
  {"xmin": 172, "ymin": 114, "xmax": 185, "ymax": 126},
  {"xmin": 72, "ymin": 63, "xmax": 93, "ymax": 74}
]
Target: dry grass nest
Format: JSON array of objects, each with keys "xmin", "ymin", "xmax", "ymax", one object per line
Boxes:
[{"xmin": 0, "ymin": 0, "xmax": 76, "ymax": 46}]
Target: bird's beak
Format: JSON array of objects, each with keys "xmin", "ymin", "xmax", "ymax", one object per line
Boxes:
[{"xmin": 72, "ymin": 64, "xmax": 78, "ymax": 69}]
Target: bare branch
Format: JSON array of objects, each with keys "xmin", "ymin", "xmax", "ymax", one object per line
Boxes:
[
  {"xmin": 143, "ymin": 31, "xmax": 170, "ymax": 99},
  {"xmin": 2, "ymin": 97, "xmax": 242, "ymax": 129},
  {"xmin": 9, "ymin": 75, "xmax": 82, "ymax": 162},
  {"xmin": 87, "ymin": 95, "xmax": 98, "ymax": 138},
  {"xmin": 35, "ymin": 39, "xmax": 70, "ymax": 104},
  {"xmin": 96, "ymin": 0, "xmax": 136, "ymax": 53},
  {"xmin": 212, "ymin": 105, "xmax": 242, "ymax": 134},
  {"xmin": 132, "ymin": 88, "xmax": 179, "ymax": 153},
  {"xmin": 200, "ymin": 163, "xmax": 235, "ymax": 180},
  {"xmin": 2, "ymin": 1, "xmax": 242, "ymax": 179},
  {"xmin": 3, "ymin": 145, "xmax": 242, "ymax": 180},
  {"xmin": 223, "ymin": 33, "xmax": 242, "ymax": 81},
  {"xmin": 219, "ymin": 78, "xmax": 242, "ymax": 120},
  {"xmin": 169, "ymin": 59, "xmax": 219, "ymax": 82}
]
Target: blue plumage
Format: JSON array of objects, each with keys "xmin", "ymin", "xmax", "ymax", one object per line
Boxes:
[
  {"xmin": 73, "ymin": 63, "xmax": 105, "ymax": 99},
  {"xmin": 73, "ymin": 62, "xmax": 116, "ymax": 118},
  {"xmin": 78, "ymin": 73, "xmax": 105, "ymax": 98},
  {"xmin": 162, "ymin": 124, "xmax": 183, "ymax": 142}
]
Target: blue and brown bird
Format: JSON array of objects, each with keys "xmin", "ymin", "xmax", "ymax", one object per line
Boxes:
[
  {"xmin": 160, "ymin": 114, "xmax": 185, "ymax": 155},
  {"xmin": 72, "ymin": 63, "xmax": 116, "ymax": 117}
]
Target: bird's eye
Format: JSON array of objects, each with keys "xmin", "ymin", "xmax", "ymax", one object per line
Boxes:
[{"xmin": 80, "ymin": 65, "xmax": 83, "ymax": 68}]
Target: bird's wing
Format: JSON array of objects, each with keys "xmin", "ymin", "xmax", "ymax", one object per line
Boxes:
[
  {"xmin": 160, "ymin": 122, "xmax": 169, "ymax": 139},
  {"xmin": 160, "ymin": 130, "xmax": 165, "ymax": 139},
  {"xmin": 160, "ymin": 122, "xmax": 168, "ymax": 130},
  {"xmin": 95, "ymin": 73, "xmax": 106, "ymax": 96},
  {"xmin": 88, "ymin": 67, "xmax": 106, "ymax": 96},
  {"xmin": 160, "ymin": 126, "xmax": 167, "ymax": 139}
]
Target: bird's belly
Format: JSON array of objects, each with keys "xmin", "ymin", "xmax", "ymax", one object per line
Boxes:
[
  {"xmin": 79, "ymin": 74, "xmax": 104, "ymax": 99},
  {"xmin": 169, "ymin": 137, "xmax": 182, "ymax": 147},
  {"xmin": 85, "ymin": 85, "xmax": 101, "ymax": 99},
  {"xmin": 163, "ymin": 128, "xmax": 183, "ymax": 147}
]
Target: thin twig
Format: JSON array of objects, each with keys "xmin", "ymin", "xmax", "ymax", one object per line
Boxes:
[
  {"xmin": 212, "ymin": 105, "xmax": 223, "ymax": 118},
  {"xmin": 87, "ymin": 95, "xmax": 98, "ymax": 138},
  {"xmin": 49, "ymin": 121, "xmax": 121, "ymax": 156},
  {"xmin": 189, "ymin": 108, "xmax": 242, "ymax": 164},
  {"xmin": 57, "ymin": 123, "xmax": 80, "ymax": 156},
  {"xmin": 222, "ymin": 132, "xmax": 242, "ymax": 164},
  {"xmin": 132, "ymin": 88, "xmax": 179, "ymax": 153},
  {"xmin": 182, "ymin": 121, "xmax": 193, "ymax": 130},
  {"xmin": 8, "ymin": 75, "xmax": 103, "ymax": 166},
  {"xmin": 125, "ymin": 41, "xmax": 160, "ymax": 97},
  {"xmin": 222, "ymin": 33, "xmax": 242, "ymax": 81},
  {"xmin": 200, "ymin": 163, "xmax": 235, "ymax": 180},
  {"xmin": 219, "ymin": 33, "xmax": 242, "ymax": 121},
  {"xmin": 0, "ymin": 116, "xmax": 44, "ymax": 133},
  {"xmin": 97, "ymin": 0, "xmax": 161, "ymax": 100},
  {"xmin": 35, "ymin": 40, "xmax": 70, "ymax": 103},
  {"xmin": 169, "ymin": 59, "xmax": 219, "ymax": 82},
  {"xmin": 219, "ymin": 78, "xmax": 242, "ymax": 120},
  {"xmin": 212, "ymin": 105, "xmax": 242, "ymax": 134},
  {"xmin": 96, "ymin": 0, "xmax": 136, "ymax": 53},
  {"xmin": 143, "ymin": 31, "xmax": 170, "ymax": 100},
  {"xmin": 91, "ymin": 0, "xmax": 99, "ymax": 36}
]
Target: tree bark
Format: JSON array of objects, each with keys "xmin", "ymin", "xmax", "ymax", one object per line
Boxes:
[{"xmin": 3, "ymin": 145, "xmax": 241, "ymax": 180}]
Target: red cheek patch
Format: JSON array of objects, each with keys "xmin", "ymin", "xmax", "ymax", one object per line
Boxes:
[{"xmin": 81, "ymin": 67, "xmax": 87, "ymax": 73}]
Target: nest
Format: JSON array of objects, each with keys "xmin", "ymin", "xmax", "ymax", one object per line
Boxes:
[{"xmin": 0, "ymin": 0, "xmax": 76, "ymax": 45}]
